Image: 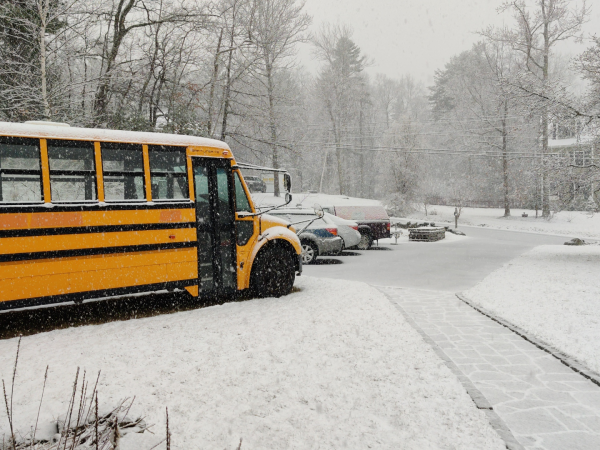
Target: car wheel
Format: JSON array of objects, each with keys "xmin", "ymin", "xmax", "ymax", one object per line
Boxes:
[
  {"xmin": 357, "ymin": 232, "xmax": 373, "ymax": 250},
  {"xmin": 300, "ymin": 240, "xmax": 318, "ymax": 264},
  {"xmin": 251, "ymin": 245, "xmax": 296, "ymax": 298}
]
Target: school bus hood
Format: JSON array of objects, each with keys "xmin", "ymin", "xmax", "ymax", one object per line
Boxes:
[{"xmin": 261, "ymin": 213, "xmax": 291, "ymax": 229}]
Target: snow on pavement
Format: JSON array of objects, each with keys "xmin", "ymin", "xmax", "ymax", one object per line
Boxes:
[
  {"xmin": 1, "ymin": 277, "xmax": 504, "ymax": 449},
  {"xmin": 465, "ymin": 245, "xmax": 600, "ymax": 374}
]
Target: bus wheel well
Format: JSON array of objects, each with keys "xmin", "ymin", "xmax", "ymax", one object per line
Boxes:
[{"xmin": 256, "ymin": 239, "xmax": 299, "ymax": 272}]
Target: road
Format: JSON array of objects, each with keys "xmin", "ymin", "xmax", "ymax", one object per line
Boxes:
[{"xmin": 303, "ymin": 226, "xmax": 567, "ymax": 292}]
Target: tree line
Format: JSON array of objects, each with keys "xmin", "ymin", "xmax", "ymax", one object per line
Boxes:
[{"xmin": 1, "ymin": 0, "xmax": 599, "ymax": 214}]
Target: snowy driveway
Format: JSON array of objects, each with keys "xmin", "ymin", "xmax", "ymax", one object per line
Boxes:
[
  {"xmin": 303, "ymin": 226, "xmax": 567, "ymax": 291},
  {"xmin": 381, "ymin": 287, "xmax": 600, "ymax": 450}
]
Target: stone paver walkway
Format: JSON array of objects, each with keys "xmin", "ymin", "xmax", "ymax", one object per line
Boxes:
[{"xmin": 379, "ymin": 287, "xmax": 600, "ymax": 450}]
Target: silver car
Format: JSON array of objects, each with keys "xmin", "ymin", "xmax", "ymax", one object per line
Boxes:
[
  {"xmin": 269, "ymin": 209, "xmax": 343, "ymax": 264},
  {"xmin": 324, "ymin": 212, "xmax": 361, "ymax": 251}
]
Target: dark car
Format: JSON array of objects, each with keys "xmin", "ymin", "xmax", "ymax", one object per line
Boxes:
[
  {"xmin": 244, "ymin": 176, "xmax": 267, "ymax": 193},
  {"xmin": 322, "ymin": 205, "xmax": 390, "ymax": 250}
]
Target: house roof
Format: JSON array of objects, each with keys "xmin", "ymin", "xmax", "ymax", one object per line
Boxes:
[{"xmin": 548, "ymin": 136, "xmax": 594, "ymax": 149}]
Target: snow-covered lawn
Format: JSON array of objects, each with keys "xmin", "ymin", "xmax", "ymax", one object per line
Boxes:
[
  {"xmin": 465, "ymin": 245, "xmax": 600, "ymax": 374},
  {"xmin": 408, "ymin": 205, "xmax": 600, "ymax": 239},
  {"xmin": 0, "ymin": 277, "xmax": 504, "ymax": 449}
]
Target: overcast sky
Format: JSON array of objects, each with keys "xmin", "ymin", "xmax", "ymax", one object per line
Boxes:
[{"xmin": 298, "ymin": 0, "xmax": 600, "ymax": 86}]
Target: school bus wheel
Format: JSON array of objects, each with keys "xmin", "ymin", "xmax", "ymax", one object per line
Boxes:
[{"xmin": 250, "ymin": 243, "xmax": 296, "ymax": 298}]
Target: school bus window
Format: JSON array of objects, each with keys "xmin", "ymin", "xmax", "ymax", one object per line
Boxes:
[
  {"xmin": 234, "ymin": 172, "xmax": 254, "ymax": 246},
  {"xmin": 47, "ymin": 140, "xmax": 96, "ymax": 202},
  {"xmin": 101, "ymin": 143, "xmax": 145, "ymax": 201},
  {"xmin": 0, "ymin": 137, "xmax": 43, "ymax": 203},
  {"xmin": 216, "ymin": 168, "xmax": 233, "ymax": 223},
  {"xmin": 148, "ymin": 146, "xmax": 188, "ymax": 200},
  {"xmin": 194, "ymin": 166, "xmax": 210, "ymax": 222},
  {"xmin": 234, "ymin": 172, "xmax": 251, "ymax": 213}
]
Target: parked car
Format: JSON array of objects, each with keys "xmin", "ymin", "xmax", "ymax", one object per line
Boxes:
[
  {"xmin": 324, "ymin": 212, "xmax": 361, "ymax": 252},
  {"xmin": 269, "ymin": 209, "xmax": 343, "ymax": 264},
  {"xmin": 322, "ymin": 205, "xmax": 391, "ymax": 250},
  {"xmin": 244, "ymin": 176, "xmax": 267, "ymax": 193}
]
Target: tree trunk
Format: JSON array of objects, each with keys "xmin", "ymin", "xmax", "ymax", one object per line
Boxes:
[
  {"xmin": 319, "ymin": 149, "xmax": 328, "ymax": 193},
  {"xmin": 541, "ymin": 111, "xmax": 550, "ymax": 217},
  {"xmin": 220, "ymin": 44, "xmax": 234, "ymax": 141},
  {"xmin": 502, "ymin": 102, "xmax": 510, "ymax": 217},
  {"xmin": 266, "ymin": 61, "xmax": 280, "ymax": 197},
  {"xmin": 358, "ymin": 99, "xmax": 364, "ymax": 197},
  {"xmin": 541, "ymin": 1, "xmax": 551, "ymax": 217},
  {"xmin": 325, "ymin": 99, "xmax": 344, "ymax": 195},
  {"xmin": 207, "ymin": 28, "xmax": 224, "ymax": 137},
  {"xmin": 335, "ymin": 142, "xmax": 344, "ymax": 195},
  {"xmin": 93, "ymin": 0, "xmax": 135, "ymax": 125},
  {"xmin": 138, "ymin": 23, "xmax": 162, "ymax": 120},
  {"xmin": 38, "ymin": 0, "xmax": 50, "ymax": 120}
]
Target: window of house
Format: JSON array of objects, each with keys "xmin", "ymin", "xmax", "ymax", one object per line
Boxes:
[
  {"xmin": 101, "ymin": 143, "xmax": 145, "ymax": 201},
  {"xmin": 0, "ymin": 137, "xmax": 43, "ymax": 203},
  {"xmin": 148, "ymin": 146, "xmax": 188, "ymax": 200},
  {"xmin": 47, "ymin": 140, "xmax": 96, "ymax": 202}
]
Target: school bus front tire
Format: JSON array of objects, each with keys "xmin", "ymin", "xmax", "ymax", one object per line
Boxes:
[{"xmin": 250, "ymin": 244, "xmax": 296, "ymax": 298}]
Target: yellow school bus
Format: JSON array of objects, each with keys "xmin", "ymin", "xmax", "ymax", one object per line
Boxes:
[{"xmin": 0, "ymin": 121, "xmax": 302, "ymax": 311}]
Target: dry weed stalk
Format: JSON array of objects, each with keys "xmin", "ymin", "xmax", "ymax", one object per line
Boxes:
[
  {"xmin": 2, "ymin": 336, "xmax": 21, "ymax": 450},
  {"xmin": 1, "ymin": 341, "xmax": 157, "ymax": 450}
]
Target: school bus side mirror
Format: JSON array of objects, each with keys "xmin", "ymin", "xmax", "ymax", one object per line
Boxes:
[
  {"xmin": 283, "ymin": 172, "xmax": 292, "ymax": 193},
  {"xmin": 285, "ymin": 192, "xmax": 293, "ymax": 204}
]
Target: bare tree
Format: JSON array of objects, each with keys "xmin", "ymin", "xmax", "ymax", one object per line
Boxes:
[
  {"xmin": 246, "ymin": 0, "xmax": 310, "ymax": 196},
  {"xmin": 92, "ymin": 0, "xmax": 202, "ymax": 125},
  {"xmin": 487, "ymin": 0, "xmax": 589, "ymax": 216}
]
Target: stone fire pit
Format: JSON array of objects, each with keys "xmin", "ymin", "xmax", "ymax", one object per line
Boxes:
[{"xmin": 408, "ymin": 226, "xmax": 446, "ymax": 242}]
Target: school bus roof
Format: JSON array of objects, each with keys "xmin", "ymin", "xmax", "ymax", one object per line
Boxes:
[{"xmin": 0, "ymin": 121, "xmax": 230, "ymax": 150}]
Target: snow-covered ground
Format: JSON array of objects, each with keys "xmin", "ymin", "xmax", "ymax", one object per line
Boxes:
[
  {"xmin": 0, "ymin": 277, "xmax": 504, "ymax": 449},
  {"xmin": 465, "ymin": 244, "xmax": 600, "ymax": 374},
  {"xmin": 408, "ymin": 205, "xmax": 600, "ymax": 239}
]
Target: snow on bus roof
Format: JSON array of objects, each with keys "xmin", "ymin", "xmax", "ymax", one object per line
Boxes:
[{"xmin": 0, "ymin": 121, "xmax": 230, "ymax": 150}]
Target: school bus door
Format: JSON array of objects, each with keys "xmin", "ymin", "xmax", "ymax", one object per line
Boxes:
[{"xmin": 192, "ymin": 157, "xmax": 237, "ymax": 297}]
